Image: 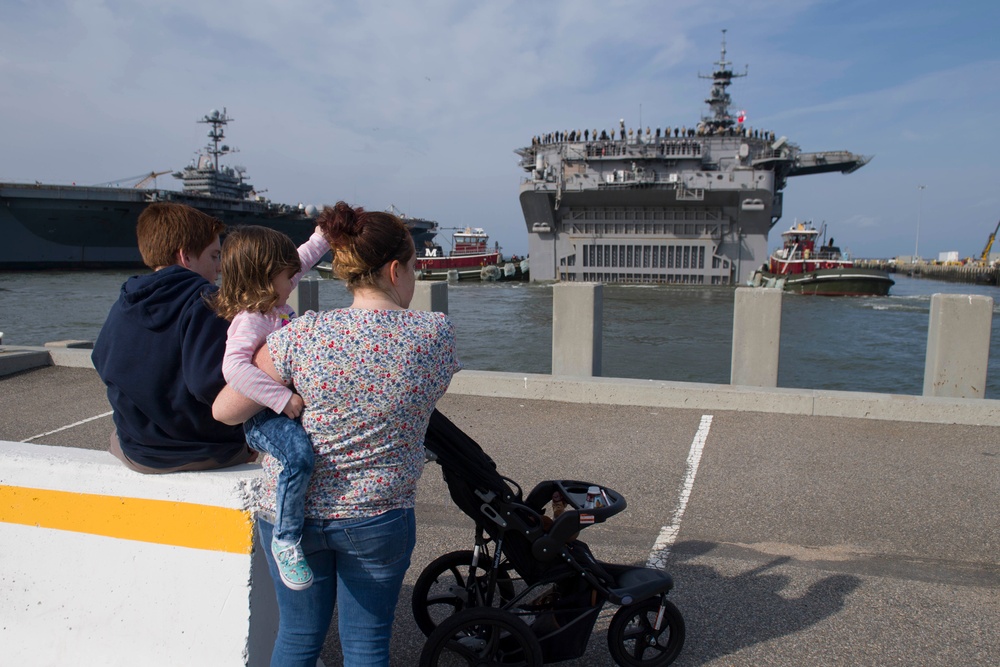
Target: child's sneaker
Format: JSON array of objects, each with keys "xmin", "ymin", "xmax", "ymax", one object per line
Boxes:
[{"xmin": 271, "ymin": 538, "xmax": 313, "ymax": 590}]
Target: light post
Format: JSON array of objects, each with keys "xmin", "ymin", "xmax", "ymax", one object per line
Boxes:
[{"xmin": 914, "ymin": 184, "xmax": 926, "ymax": 262}]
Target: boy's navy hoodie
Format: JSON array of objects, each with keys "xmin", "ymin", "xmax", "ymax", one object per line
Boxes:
[{"xmin": 92, "ymin": 265, "xmax": 245, "ymax": 468}]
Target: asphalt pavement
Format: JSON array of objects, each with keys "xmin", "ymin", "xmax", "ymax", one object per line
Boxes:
[{"xmin": 1, "ymin": 365, "xmax": 998, "ymax": 666}]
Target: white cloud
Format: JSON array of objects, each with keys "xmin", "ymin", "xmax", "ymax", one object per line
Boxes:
[{"xmin": 1, "ymin": 0, "xmax": 997, "ymax": 257}]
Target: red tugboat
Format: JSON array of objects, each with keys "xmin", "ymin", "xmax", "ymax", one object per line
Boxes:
[
  {"xmin": 750, "ymin": 222, "xmax": 893, "ymax": 295},
  {"xmin": 416, "ymin": 227, "xmax": 514, "ymax": 281}
]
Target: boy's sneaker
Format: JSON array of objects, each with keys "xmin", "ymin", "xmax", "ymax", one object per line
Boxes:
[{"xmin": 271, "ymin": 538, "xmax": 313, "ymax": 590}]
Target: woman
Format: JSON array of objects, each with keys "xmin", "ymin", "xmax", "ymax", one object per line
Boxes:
[{"xmin": 214, "ymin": 201, "xmax": 460, "ymax": 666}]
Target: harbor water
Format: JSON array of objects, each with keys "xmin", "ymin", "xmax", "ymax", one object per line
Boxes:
[{"xmin": 3, "ymin": 271, "xmax": 1000, "ymax": 398}]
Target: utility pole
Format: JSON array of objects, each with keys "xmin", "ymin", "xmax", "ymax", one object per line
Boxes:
[{"xmin": 914, "ymin": 184, "xmax": 926, "ymax": 261}]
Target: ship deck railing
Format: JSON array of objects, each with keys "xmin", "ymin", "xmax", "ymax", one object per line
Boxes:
[{"xmin": 518, "ymin": 135, "xmax": 798, "ymax": 171}]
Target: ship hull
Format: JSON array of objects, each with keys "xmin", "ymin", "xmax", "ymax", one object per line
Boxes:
[
  {"xmin": 416, "ymin": 251, "xmax": 510, "ymax": 281},
  {"xmin": 751, "ymin": 268, "xmax": 894, "ymax": 296},
  {"xmin": 1, "ymin": 183, "xmax": 318, "ymax": 270},
  {"xmin": 520, "ymin": 170, "xmax": 775, "ymax": 285}
]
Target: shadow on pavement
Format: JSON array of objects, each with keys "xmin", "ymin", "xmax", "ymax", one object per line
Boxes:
[{"xmin": 665, "ymin": 540, "xmax": 862, "ymax": 665}]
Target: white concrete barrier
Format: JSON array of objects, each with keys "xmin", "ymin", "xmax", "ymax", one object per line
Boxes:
[
  {"xmin": 923, "ymin": 293, "xmax": 994, "ymax": 398},
  {"xmin": 731, "ymin": 287, "xmax": 782, "ymax": 387},
  {"xmin": 0, "ymin": 442, "xmax": 278, "ymax": 666},
  {"xmin": 446, "ymin": 370, "xmax": 1000, "ymax": 426},
  {"xmin": 411, "ymin": 281, "xmax": 449, "ymax": 314},
  {"xmin": 552, "ymin": 282, "xmax": 603, "ymax": 376}
]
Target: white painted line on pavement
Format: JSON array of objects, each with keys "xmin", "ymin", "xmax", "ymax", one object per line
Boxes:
[
  {"xmin": 647, "ymin": 414, "xmax": 713, "ymax": 569},
  {"xmin": 21, "ymin": 411, "xmax": 113, "ymax": 443}
]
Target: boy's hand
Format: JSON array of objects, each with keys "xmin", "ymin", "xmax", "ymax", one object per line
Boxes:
[{"xmin": 282, "ymin": 393, "xmax": 305, "ymax": 419}]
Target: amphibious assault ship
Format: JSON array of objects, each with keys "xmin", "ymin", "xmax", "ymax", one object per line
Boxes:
[{"xmin": 515, "ymin": 31, "xmax": 871, "ymax": 284}]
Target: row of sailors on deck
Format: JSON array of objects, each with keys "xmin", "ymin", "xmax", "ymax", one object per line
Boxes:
[{"xmin": 532, "ymin": 125, "xmax": 777, "ymax": 146}]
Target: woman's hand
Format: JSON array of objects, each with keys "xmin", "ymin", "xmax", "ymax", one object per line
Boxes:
[{"xmin": 212, "ymin": 344, "xmax": 286, "ymax": 425}]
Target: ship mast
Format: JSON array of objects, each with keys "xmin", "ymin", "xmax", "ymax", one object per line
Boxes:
[
  {"xmin": 197, "ymin": 108, "xmax": 236, "ymax": 172},
  {"xmin": 698, "ymin": 29, "xmax": 748, "ymax": 132}
]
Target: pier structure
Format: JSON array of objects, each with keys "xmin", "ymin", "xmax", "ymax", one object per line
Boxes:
[
  {"xmin": 1, "ymin": 282, "xmax": 998, "ymax": 665},
  {"xmin": 857, "ymin": 259, "xmax": 1000, "ymax": 286}
]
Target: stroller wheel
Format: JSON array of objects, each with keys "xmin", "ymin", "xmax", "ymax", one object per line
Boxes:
[
  {"xmin": 607, "ymin": 597, "xmax": 685, "ymax": 666},
  {"xmin": 419, "ymin": 607, "xmax": 543, "ymax": 667},
  {"xmin": 412, "ymin": 549, "xmax": 518, "ymax": 636}
]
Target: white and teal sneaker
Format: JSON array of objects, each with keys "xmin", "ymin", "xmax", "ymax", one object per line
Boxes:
[{"xmin": 271, "ymin": 538, "xmax": 313, "ymax": 591}]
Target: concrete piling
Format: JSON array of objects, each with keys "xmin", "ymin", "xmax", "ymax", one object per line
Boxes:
[
  {"xmin": 411, "ymin": 281, "xmax": 449, "ymax": 314},
  {"xmin": 552, "ymin": 282, "xmax": 602, "ymax": 377},
  {"xmin": 288, "ymin": 278, "xmax": 320, "ymax": 315},
  {"xmin": 923, "ymin": 293, "xmax": 994, "ymax": 398},
  {"xmin": 731, "ymin": 287, "xmax": 782, "ymax": 387}
]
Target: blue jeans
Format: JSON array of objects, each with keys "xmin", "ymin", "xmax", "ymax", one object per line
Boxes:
[
  {"xmin": 245, "ymin": 409, "xmax": 314, "ymax": 544},
  {"xmin": 258, "ymin": 509, "xmax": 416, "ymax": 667}
]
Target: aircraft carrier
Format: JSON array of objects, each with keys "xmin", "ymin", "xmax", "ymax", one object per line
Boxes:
[
  {"xmin": 515, "ymin": 31, "xmax": 871, "ymax": 284},
  {"xmin": 0, "ymin": 109, "xmax": 437, "ymax": 270}
]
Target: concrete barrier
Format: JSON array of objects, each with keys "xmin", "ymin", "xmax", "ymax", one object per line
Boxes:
[
  {"xmin": 0, "ymin": 442, "xmax": 279, "ymax": 666},
  {"xmin": 923, "ymin": 293, "xmax": 994, "ymax": 398},
  {"xmin": 552, "ymin": 282, "xmax": 602, "ymax": 376},
  {"xmin": 446, "ymin": 370, "xmax": 1000, "ymax": 426},
  {"xmin": 731, "ymin": 287, "xmax": 782, "ymax": 387},
  {"xmin": 289, "ymin": 277, "xmax": 320, "ymax": 316},
  {"xmin": 411, "ymin": 281, "xmax": 449, "ymax": 314},
  {"xmin": 0, "ymin": 346, "xmax": 51, "ymax": 376}
]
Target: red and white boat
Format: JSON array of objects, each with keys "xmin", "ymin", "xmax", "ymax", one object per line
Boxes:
[
  {"xmin": 416, "ymin": 227, "xmax": 517, "ymax": 281},
  {"xmin": 750, "ymin": 222, "xmax": 893, "ymax": 295}
]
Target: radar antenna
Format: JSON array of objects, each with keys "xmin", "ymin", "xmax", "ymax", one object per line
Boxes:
[
  {"xmin": 197, "ymin": 108, "xmax": 239, "ymax": 172},
  {"xmin": 698, "ymin": 29, "xmax": 748, "ymax": 132}
]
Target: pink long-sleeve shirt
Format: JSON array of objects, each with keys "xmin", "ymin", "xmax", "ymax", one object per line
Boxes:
[{"xmin": 221, "ymin": 231, "xmax": 329, "ymax": 414}]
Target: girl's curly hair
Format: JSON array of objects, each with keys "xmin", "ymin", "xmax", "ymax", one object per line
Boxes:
[{"xmin": 209, "ymin": 225, "xmax": 301, "ymax": 321}]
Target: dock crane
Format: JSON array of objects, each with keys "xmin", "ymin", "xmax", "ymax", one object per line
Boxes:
[{"xmin": 980, "ymin": 219, "xmax": 1000, "ymax": 264}]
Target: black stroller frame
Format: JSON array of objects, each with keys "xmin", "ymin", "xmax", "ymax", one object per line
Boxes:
[{"xmin": 414, "ymin": 410, "xmax": 685, "ymax": 666}]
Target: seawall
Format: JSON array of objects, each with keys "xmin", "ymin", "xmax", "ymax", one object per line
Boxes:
[{"xmin": 4, "ymin": 344, "xmax": 1000, "ymax": 426}]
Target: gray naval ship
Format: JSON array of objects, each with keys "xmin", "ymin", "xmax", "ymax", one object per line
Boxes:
[
  {"xmin": 0, "ymin": 109, "xmax": 437, "ymax": 270},
  {"xmin": 515, "ymin": 31, "xmax": 871, "ymax": 285}
]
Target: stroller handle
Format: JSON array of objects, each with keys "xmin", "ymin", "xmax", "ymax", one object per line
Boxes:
[
  {"xmin": 526, "ymin": 479, "xmax": 627, "ymax": 522},
  {"xmin": 524, "ymin": 480, "xmax": 627, "ymax": 561}
]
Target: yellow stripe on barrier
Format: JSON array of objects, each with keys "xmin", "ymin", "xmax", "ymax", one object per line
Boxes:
[{"xmin": 0, "ymin": 485, "xmax": 253, "ymax": 554}]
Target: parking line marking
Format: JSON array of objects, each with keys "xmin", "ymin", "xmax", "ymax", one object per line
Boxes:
[
  {"xmin": 647, "ymin": 414, "xmax": 713, "ymax": 569},
  {"xmin": 20, "ymin": 411, "xmax": 113, "ymax": 443}
]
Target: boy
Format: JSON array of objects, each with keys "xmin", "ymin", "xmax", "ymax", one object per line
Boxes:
[{"xmin": 92, "ymin": 203, "xmax": 254, "ymax": 472}]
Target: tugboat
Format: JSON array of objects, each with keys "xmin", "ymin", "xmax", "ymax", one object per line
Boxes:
[
  {"xmin": 749, "ymin": 222, "xmax": 894, "ymax": 295},
  {"xmin": 416, "ymin": 227, "xmax": 527, "ymax": 281}
]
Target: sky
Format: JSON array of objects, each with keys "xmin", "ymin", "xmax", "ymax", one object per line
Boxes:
[{"xmin": 2, "ymin": 0, "xmax": 998, "ymax": 260}]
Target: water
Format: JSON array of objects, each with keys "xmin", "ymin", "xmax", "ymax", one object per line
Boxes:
[{"xmin": 3, "ymin": 271, "xmax": 1000, "ymax": 397}]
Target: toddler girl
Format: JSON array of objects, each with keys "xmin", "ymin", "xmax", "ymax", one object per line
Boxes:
[{"xmin": 211, "ymin": 224, "xmax": 330, "ymax": 590}]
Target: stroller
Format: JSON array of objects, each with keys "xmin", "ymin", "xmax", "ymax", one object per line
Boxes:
[{"xmin": 413, "ymin": 410, "xmax": 685, "ymax": 666}]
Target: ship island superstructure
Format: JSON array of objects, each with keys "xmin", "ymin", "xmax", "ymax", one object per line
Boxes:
[{"xmin": 515, "ymin": 31, "xmax": 872, "ymax": 285}]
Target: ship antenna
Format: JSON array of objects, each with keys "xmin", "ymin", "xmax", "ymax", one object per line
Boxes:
[
  {"xmin": 198, "ymin": 108, "xmax": 237, "ymax": 172},
  {"xmin": 698, "ymin": 29, "xmax": 748, "ymax": 132}
]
